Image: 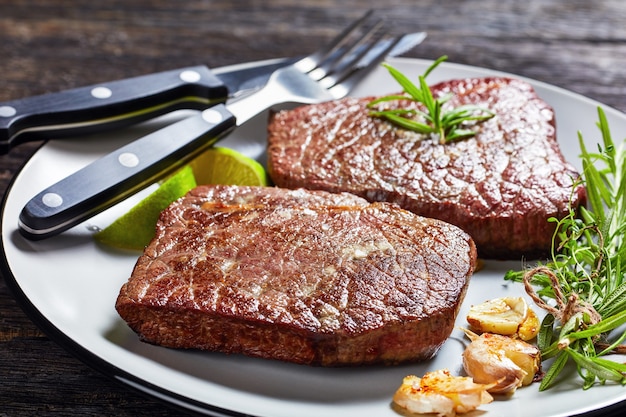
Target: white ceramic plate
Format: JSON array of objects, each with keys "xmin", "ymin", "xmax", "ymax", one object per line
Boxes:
[{"xmin": 2, "ymin": 57, "xmax": 626, "ymax": 417}]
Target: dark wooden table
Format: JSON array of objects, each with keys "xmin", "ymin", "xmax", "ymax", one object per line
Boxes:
[{"xmin": 2, "ymin": 1, "xmax": 626, "ymax": 415}]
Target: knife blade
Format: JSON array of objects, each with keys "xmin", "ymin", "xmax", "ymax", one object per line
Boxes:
[{"xmin": 0, "ymin": 32, "xmax": 425, "ymax": 154}]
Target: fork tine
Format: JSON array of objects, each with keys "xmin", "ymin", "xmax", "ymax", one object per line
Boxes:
[
  {"xmin": 313, "ymin": 24, "xmax": 387, "ymax": 84},
  {"xmin": 325, "ymin": 34, "xmax": 404, "ymax": 98},
  {"xmin": 293, "ymin": 10, "xmax": 374, "ymax": 74},
  {"xmin": 307, "ymin": 19, "xmax": 385, "ymax": 82}
]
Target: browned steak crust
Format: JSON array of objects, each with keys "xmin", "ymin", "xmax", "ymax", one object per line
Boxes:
[
  {"xmin": 116, "ymin": 185, "xmax": 476, "ymax": 366},
  {"xmin": 267, "ymin": 77, "xmax": 586, "ymax": 259}
]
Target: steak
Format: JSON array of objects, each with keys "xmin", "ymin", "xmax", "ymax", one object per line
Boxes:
[
  {"xmin": 267, "ymin": 77, "xmax": 586, "ymax": 259},
  {"xmin": 116, "ymin": 185, "xmax": 476, "ymax": 366}
]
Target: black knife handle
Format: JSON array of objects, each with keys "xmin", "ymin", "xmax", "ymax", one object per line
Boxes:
[
  {"xmin": 18, "ymin": 104, "xmax": 236, "ymax": 240},
  {"xmin": 0, "ymin": 66, "xmax": 228, "ymax": 154}
]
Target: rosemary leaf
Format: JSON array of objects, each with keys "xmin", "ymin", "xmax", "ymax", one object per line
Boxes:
[
  {"xmin": 368, "ymin": 94, "xmax": 412, "ymax": 106},
  {"xmin": 568, "ymin": 309, "xmax": 626, "ymax": 341},
  {"xmin": 567, "ymin": 348, "xmax": 626, "ymax": 385},
  {"xmin": 367, "ymin": 56, "xmax": 494, "ymax": 144},
  {"xmin": 598, "ymin": 281, "xmax": 626, "ymax": 317},
  {"xmin": 368, "ymin": 111, "xmax": 433, "ymax": 134},
  {"xmin": 383, "ymin": 63, "xmax": 424, "ymax": 101},
  {"xmin": 539, "ymin": 350, "xmax": 570, "ymax": 391},
  {"xmin": 537, "ymin": 313, "xmax": 556, "ymax": 352},
  {"xmin": 445, "ymin": 129, "xmax": 476, "ymax": 142}
]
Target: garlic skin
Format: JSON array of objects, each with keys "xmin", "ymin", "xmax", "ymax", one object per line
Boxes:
[
  {"xmin": 393, "ymin": 369, "xmax": 494, "ymax": 417},
  {"xmin": 462, "ymin": 330, "xmax": 541, "ymax": 394},
  {"xmin": 466, "ymin": 297, "xmax": 539, "ymax": 340}
]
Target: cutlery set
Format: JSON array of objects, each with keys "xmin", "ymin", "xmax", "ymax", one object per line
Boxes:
[{"xmin": 3, "ymin": 11, "xmax": 424, "ymax": 241}]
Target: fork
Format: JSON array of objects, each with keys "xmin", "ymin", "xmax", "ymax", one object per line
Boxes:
[{"xmin": 19, "ymin": 11, "xmax": 405, "ymax": 240}]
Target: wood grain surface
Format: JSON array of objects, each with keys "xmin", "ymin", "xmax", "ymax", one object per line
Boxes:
[{"xmin": 1, "ymin": 0, "xmax": 626, "ymax": 415}]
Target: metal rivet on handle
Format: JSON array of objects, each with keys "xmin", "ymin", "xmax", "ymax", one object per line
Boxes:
[
  {"xmin": 118, "ymin": 152, "xmax": 139, "ymax": 168},
  {"xmin": 0, "ymin": 106, "xmax": 17, "ymax": 117},
  {"xmin": 202, "ymin": 108, "xmax": 223, "ymax": 124},
  {"xmin": 91, "ymin": 87, "xmax": 113, "ymax": 99},
  {"xmin": 42, "ymin": 192, "xmax": 63, "ymax": 208},
  {"xmin": 180, "ymin": 70, "xmax": 201, "ymax": 83}
]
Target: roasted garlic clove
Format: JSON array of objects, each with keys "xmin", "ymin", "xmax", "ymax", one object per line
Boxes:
[
  {"xmin": 393, "ymin": 369, "xmax": 495, "ymax": 416},
  {"xmin": 517, "ymin": 306, "xmax": 540, "ymax": 341},
  {"xmin": 466, "ymin": 296, "xmax": 539, "ymax": 340},
  {"xmin": 462, "ymin": 329, "xmax": 541, "ymax": 394}
]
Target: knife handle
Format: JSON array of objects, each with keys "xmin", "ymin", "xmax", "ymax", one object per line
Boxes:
[
  {"xmin": 0, "ymin": 66, "xmax": 228, "ymax": 154},
  {"xmin": 18, "ymin": 104, "xmax": 236, "ymax": 240}
]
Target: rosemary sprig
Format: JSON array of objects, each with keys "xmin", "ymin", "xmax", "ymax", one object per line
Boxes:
[
  {"xmin": 505, "ymin": 107, "xmax": 626, "ymax": 390},
  {"xmin": 367, "ymin": 56, "xmax": 494, "ymax": 144}
]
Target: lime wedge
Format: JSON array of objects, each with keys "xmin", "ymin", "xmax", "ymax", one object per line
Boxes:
[
  {"xmin": 190, "ymin": 146, "xmax": 268, "ymax": 186},
  {"xmin": 94, "ymin": 147, "xmax": 268, "ymax": 251},
  {"xmin": 94, "ymin": 165, "xmax": 197, "ymax": 250}
]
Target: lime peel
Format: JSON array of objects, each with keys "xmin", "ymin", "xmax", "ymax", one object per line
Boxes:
[{"xmin": 94, "ymin": 165, "xmax": 197, "ymax": 250}]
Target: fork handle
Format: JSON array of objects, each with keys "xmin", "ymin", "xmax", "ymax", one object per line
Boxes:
[
  {"xmin": 18, "ymin": 104, "xmax": 236, "ymax": 241},
  {"xmin": 0, "ymin": 66, "xmax": 228, "ymax": 154}
]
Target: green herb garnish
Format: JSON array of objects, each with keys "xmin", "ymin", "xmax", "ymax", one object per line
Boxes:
[
  {"xmin": 505, "ymin": 107, "xmax": 626, "ymax": 390},
  {"xmin": 367, "ymin": 56, "xmax": 494, "ymax": 144}
]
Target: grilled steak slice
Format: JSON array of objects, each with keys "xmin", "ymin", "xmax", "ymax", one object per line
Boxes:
[
  {"xmin": 267, "ymin": 77, "xmax": 586, "ymax": 259},
  {"xmin": 116, "ymin": 185, "xmax": 476, "ymax": 366}
]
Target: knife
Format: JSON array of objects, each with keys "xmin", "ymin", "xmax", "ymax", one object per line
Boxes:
[{"xmin": 0, "ymin": 32, "xmax": 425, "ymax": 154}]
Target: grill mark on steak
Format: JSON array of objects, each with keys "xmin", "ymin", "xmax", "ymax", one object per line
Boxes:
[
  {"xmin": 116, "ymin": 185, "xmax": 476, "ymax": 366},
  {"xmin": 267, "ymin": 77, "xmax": 586, "ymax": 259}
]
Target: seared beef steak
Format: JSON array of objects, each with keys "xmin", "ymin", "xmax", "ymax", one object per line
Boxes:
[
  {"xmin": 267, "ymin": 77, "xmax": 586, "ymax": 259},
  {"xmin": 116, "ymin": 185, "xmax": 476, "ymax": 366}
]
